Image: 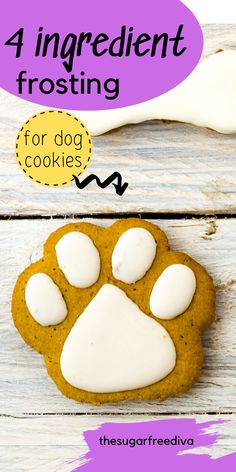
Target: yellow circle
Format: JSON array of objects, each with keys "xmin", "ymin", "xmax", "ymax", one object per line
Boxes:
[{"xmin": 15, "ymin": 110, "xmax": 92, "ymax": 187}]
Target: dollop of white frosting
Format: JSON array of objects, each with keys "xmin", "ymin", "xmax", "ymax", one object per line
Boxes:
[
  {"xmin": 25, "ymin": 273, "xmax": 67, "ymax": 326},
  {"xmin": 74, "ymin": 50, "xmax": 236, "ymax": 135},
  {"xmin": 150, "ymin": 264, "xmax": 196, "ymax": 320},
  {"xmin": 112, "ymin": 228, "xmax": 157, "ymax": 284},
  {"xmin": 55, "ymin": 232, "xmax": 100, "ymax": 288},
  {"xmin": 60, "ymin": 284, "xmax": 176, "ymax": 393}
]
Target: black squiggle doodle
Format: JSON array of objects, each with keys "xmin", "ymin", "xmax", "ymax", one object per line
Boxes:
[{"xmin": 73, "ymin": 172, "xmax": 129, "ymax": 196}]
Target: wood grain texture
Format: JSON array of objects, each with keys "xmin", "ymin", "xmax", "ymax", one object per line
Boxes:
[
  {"xmin": 1, "ymin": 25, "xmax": 236, "ymax": 472},
  {"xmin": 0, "ymin": 26, "xmax": 236, "ymax": 216},
  {"xmin": 0, "ymin": 218, "xmax": 235, "ymax": 415},
  {"xmin": 1, "ymin": 415, "xmax": 236, "ymax": 472}
]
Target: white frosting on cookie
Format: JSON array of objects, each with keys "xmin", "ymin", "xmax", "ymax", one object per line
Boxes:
[
  {"xmin": 150, "ymin": 264, "xmax": 196, "ymax": 320},
  {"xmin": 112, "ymin": 228, "xmax": 156, "ymax": 284},
  {"xmin": 25, "ymin": 273, "xmax": 67, "ymax": 326},
  {"xmin": 55, "ymin": 232, "xmax": 100, "ymax": 288},
  {"xmin": 75, "ymin": 50, "xmax": 236, "ymax": 135},
  {"xmin": 60, "ymin": 284, "xmax": 176, "ymax": 393}
]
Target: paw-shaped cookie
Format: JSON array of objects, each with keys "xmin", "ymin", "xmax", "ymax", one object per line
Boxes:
[{"xmin": 12, "ymin": 219, "xmax": 215, "ymax": 405}]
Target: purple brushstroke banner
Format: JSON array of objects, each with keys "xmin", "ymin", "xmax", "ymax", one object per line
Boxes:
[
  {"xmin": 0, "ymin": 0, "xmax": 203, "ymax": 109},
  {"xmin": 68, "ymin": 418, "xmax": 236, "ymax": 472}
]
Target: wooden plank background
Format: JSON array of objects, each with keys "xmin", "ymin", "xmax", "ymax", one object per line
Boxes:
[
  {"xmin": 0, "ymin": 25, "xmax": 236, "ymax": 471},
  {"xmin": 0, "ymin": 26, "xmax": 236, "ymax": 217}
]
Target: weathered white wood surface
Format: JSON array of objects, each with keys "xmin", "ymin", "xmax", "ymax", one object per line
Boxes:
[
  {"xmin": 4, "ymin": 218, "xmax": 236, "ymax": 468},
  {"xmin": 0, "ymin": 25, "xmax": 236, "ymax": 472},
  {"xmin": 1, "ymin": 415, "xmax": 235, "ymax": 472},
  {"xmin": 0, "ymin": 26, "xmax": 236, "ymax": 216},
  {"xmin": 1, "ymin": 218, "xmax": 235, "ymax": 415}
]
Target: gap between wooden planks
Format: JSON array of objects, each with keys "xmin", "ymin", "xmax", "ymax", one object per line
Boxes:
[
  {"xmin": 0, "ymin": 22, "xmax": 236, "ymax": 472},
  {"xmin": 0, "ymin": 414, "xmax": 235, "ymax": 472},
  {"xmin": 0, "ymin": 26, "xmax": 236, "ymax": 217},
  {"xmin": 0, "ymin": 216, "xmax": 235, "ymax": 416}
]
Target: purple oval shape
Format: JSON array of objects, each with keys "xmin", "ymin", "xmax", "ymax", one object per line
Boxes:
[{"xmin": 0, "ymin": 0, "xmax": 203, "ymax": 110}]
